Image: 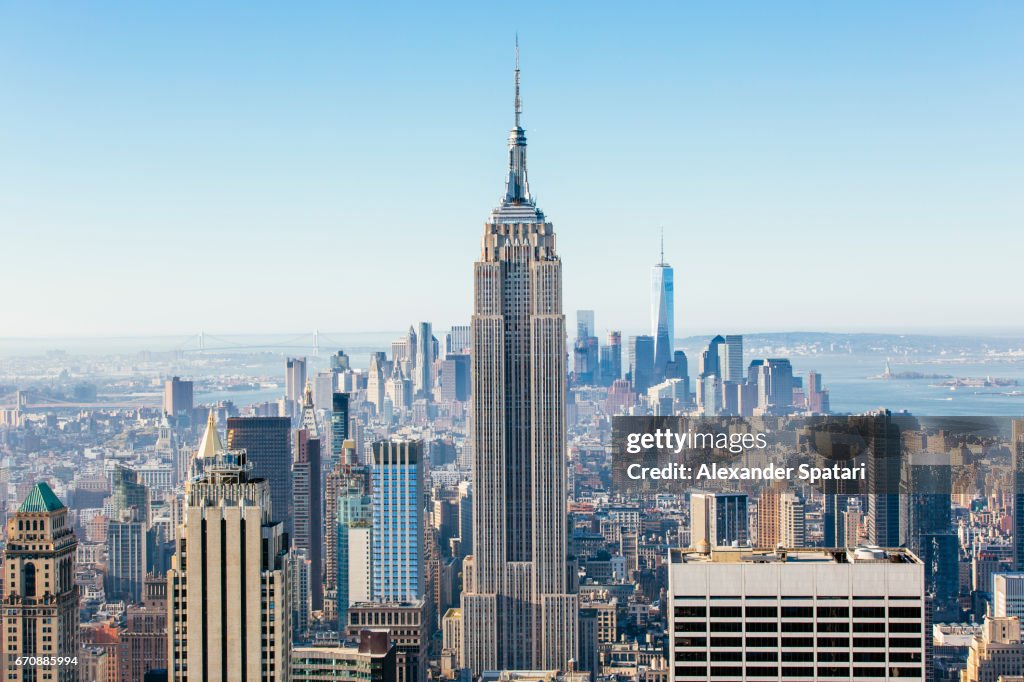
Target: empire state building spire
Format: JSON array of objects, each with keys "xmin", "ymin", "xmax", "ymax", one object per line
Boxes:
[{"xmin": 499, "ymin": 36, "xmax": 538, "ymax": 217}]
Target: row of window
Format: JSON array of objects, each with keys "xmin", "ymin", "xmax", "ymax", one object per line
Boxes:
[
  {"xmin": 674, "ymin": 620, "xmax": 920, "ymax": 633},
  {"xmin": 674, "ymin": 605, "xmax": 921, "ymax": 619},
  {"xmin": 674, "ymin": 636, "xmax": 922, "ymax": 649},
  {"xmin": 674, "ymin": 650, "xmax": 922, "ymax": 663},
  {"xmin": 675, "ymin": 665, "xmax": 921, "ymax": 677}
]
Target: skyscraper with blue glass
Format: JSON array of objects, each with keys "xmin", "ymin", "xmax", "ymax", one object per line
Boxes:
[
  {"xmin": 651, "ymin": 234, "xmax": 675, "ymax": 381},
  {"xmin": 370, "ymin": 439, "xmax": 423, "ymax": 603}
]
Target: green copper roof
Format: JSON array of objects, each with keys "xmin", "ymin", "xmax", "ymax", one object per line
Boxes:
[{"xmin": 18, "ymin": 482, "xmax": 65, "ymax": 513}]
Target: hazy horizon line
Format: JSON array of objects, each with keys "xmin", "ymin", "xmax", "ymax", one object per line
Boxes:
[{"xmin": 3, "ymin": 327, "xmax": 1024, "ymax": 342}]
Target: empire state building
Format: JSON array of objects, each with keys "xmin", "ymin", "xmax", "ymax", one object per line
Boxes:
[{"xmin": 461, "ymin": 45, "xmax": 578, "ymax": 673}]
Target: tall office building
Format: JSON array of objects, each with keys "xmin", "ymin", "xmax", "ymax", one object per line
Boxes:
[
  {"xmin": 330, "ymin": 349, "xmax": 351, "ymax": 371},
  {"xmin": 573, "ymin": 335, "xmax": 600, "ymax": 385},
  {"xmin": 313, "ymin": 370, "xmax": 335, "ymax": 412},
  {"xmin": 721, "ymin": 335, "xmax": 743, "ymax": 383},
  {"xmin": 807, "ymin": 371, "xmax": 830, "ymax": 413},
  {"xmin": 397, "ymin": 326, "xmax": 417, "ymax": 365},
  {"xmin": 439, "ymin": 354, "xmax": 471, "ymax": 403},
  {"xmin": 414, "ymin": 322, "xmax": 434, "ymax": 399},
  {"xmin": 106, "ymin": 513, "xmax": 148, "ymax": 603},
  {"xmin": 325, "ymin": 436, "xmax": 371, "ymax": 627},
  {"xmin": 168, "ymin": 422, "xmax": 292, "ymax": 682},
  {"xmin": 1, "ymin": 483, "xmax": 80, "ymax": 682},
  {"xmin": 993, "ymin": 573, "xmax": 1024, "ymax": 618},
  {"xmin": 839, "ymin": 504, "xmax": 864, "ymax": 547},
  {"xmin": 699, "ymin": 374, "xmax": 721, "ymax": 416},
  {"xmin": 163, "ymin": 376, "xmax": 194, "ymax": 417},
  {"xmin": 290, "ymin": 550, "xmax": 312, "ymax": 635},
  {"xmin": 863, "ymin": 410, "xmax": 903, "ymax": 549},
  {"xmin": 779, "ymin": 492, "xmax": 806, "ymax": 547},
  {"xmin": 446, "ymin": 325, "xmax": 472, "ymax": 356},
  {"xmin": 752, "ymin": 358, "xmax": 795, "ymax": 414},
  {"xmin": 348, "ymin": 522, "xmax": 373, "ymax": 605},
  {"xmin": 461, "ymin": 46, "xmax": 578, "ymax": 674},
  {"xmin": 122, "ymin": 574, "xmax": 168, "ymax": 682},
  {"xmin": 366, "ymin": 352, "xmax": 387, "ymax": 415},
  {"xmin": 1014, "ymin": 419, "xmax": 1024, "ymax": 570},
  {"xmin": 700, "ymin": 336, "xmax": 724, "ymax": 379},
  {"xmin": 823, "ymin": 494, "xmax": 858, "ymax": 548},
  {"xmin": 370, "ymin": 440, "xmax": 424, "ymax": 603},
  {"xmin": 576, "ymin": 310, "xmax": 595, "ymax": 338},
  {"xmin": 756, "ymin": 484, "xmax": 782, "ymax": 548},
  {"xmin": 329, "ymin": 392, "xmax": 350, "ymax": 466},
  {"xmin": 690, "ymin": 492, "xmax": 748, "ymax": 548},
  {"xmin": 901, "ymin": 450, "xmax": 958, "ymax": 620},
  {"xmin": 600, "ymin": 331, "xmax": 622, "ymax": 386},
  {"xmin": 335, "ymin": 476, "xmax": 369, "ymax": 627},
  {"xmin": 111, "ymin": 463, "xmax": 149, "ymax": 520},
  {"xmin": 628, "ymin": 335, "xmax": 655, "ymax": 394},
  {"xmin": 226, "ymin": 416, "xmax": 292, "ymax": 528},
  {"xmin": 326, "ymin": 435, "xmax": 357, "ymax": 612},
  {"xmin": 106, "ymin": 465, "xmax": 149, "ymax": 602},
  {"xmin": 651, "ymin": 235, "xmax": 674, "ymax": 381},
  {"xmin": 286, "ymin": 357, "xmax": 307, "ymax": 414},
  {"xmin": 668, "ymin": 546, "xmax": 926, "ymax": 680},
  {"xmin": 294, "ymin": 384, "xmax": 324, "ymax": 611},
  {"xmin": 665, "ymin": 350, "xmax": 690, "ymax": 403}
]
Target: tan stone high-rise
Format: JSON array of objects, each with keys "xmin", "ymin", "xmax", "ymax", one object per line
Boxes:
[
  {"xmin": 167, "ymin": 414, "xmax": 292, "ymax": 681},
  {"xmin": 461, "ymin": 43, "xmax": 578, "ymax": 674},
  {"xmin": 1, "ymin": 482, "xmax": 80, "ymax": 682}
]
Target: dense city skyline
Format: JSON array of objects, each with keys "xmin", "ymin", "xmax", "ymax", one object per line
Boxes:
[
  {"xmin": 2, "ymin": 5, "xmax": 1023, "ymax": 681},
  {"xmin": 3, "ymin": 2, "xmax": 1023, "ymax": 336}
]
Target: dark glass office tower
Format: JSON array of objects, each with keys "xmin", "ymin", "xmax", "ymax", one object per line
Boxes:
[
  {"xmin": 628, "ymin": 335, "xmax": 655, "ymax": 394},
  {"xmin": 226, "ymin": 416, "xmax": 292, "ymax": 527},
  {"xmin": 600, "ymin": 330, "xmax": 622, "ymax": 386},
  {"xmin": 861, "ymin": 410, "xmax": 903, "ymax": 548},
  {"xmin": 895, "ymin": 443, "xmax": 957, "ymax": 622},
  {"xmin": 330, "ymin": 392, "xmax": 350, "ymax": 466},
  {"xmin": 295, "ymin": 385, "xmax": 324, "ymax": 611}
]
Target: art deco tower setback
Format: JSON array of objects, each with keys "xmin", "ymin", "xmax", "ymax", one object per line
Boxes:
[
  {"xmin": 168, "ymin": 415, "xmax": 292, "ymax": 682},
  {"xmin": 461, "ymin": 45, "xmax": 578, "ymax": 673}
]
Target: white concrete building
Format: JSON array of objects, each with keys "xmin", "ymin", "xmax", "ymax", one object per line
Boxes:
[{"xmin": 668, "ymin": 545, "xmax": 926, "ymax": 681}]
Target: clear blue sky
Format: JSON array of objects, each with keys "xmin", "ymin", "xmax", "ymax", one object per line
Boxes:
[{"xmin": 2, "ymin": 1, "xmax": 1021, "ymax": 338}]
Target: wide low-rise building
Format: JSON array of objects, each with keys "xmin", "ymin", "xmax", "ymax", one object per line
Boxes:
[{"xmin": 668, "ymin": 545, "xmax": 926, "ymax": 681}]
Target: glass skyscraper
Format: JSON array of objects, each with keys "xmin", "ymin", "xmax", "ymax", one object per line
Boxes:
[
  {"xmin": 651, "ymin": 236, "xmax": 674, "ymax": 380},
  {"xmin": 370, "ymin": 439, "xmax": 423, "ymax": 603}
]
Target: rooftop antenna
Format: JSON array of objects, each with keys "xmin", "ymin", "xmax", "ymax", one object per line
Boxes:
[
  {"xmin": 659, "ymin": 227, "xmax": 665, "ymax": 266},
  {"xmin": 514, "ymin": 34, "xmax": 521, "ymax": 129}
]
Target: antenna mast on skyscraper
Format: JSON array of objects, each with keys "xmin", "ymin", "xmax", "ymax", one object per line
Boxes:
[
  {"xmin": 659, "ymin": 227, "xmax": 665, "ymax": 266},
  {"xmin": 514, "ymin": 34, "xmax": 521, "ymax": 128}
]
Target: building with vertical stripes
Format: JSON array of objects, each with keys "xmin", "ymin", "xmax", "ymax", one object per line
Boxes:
[{"xmin": 168, "ymin": 414, "xmax": 292, "ymax": 681}]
